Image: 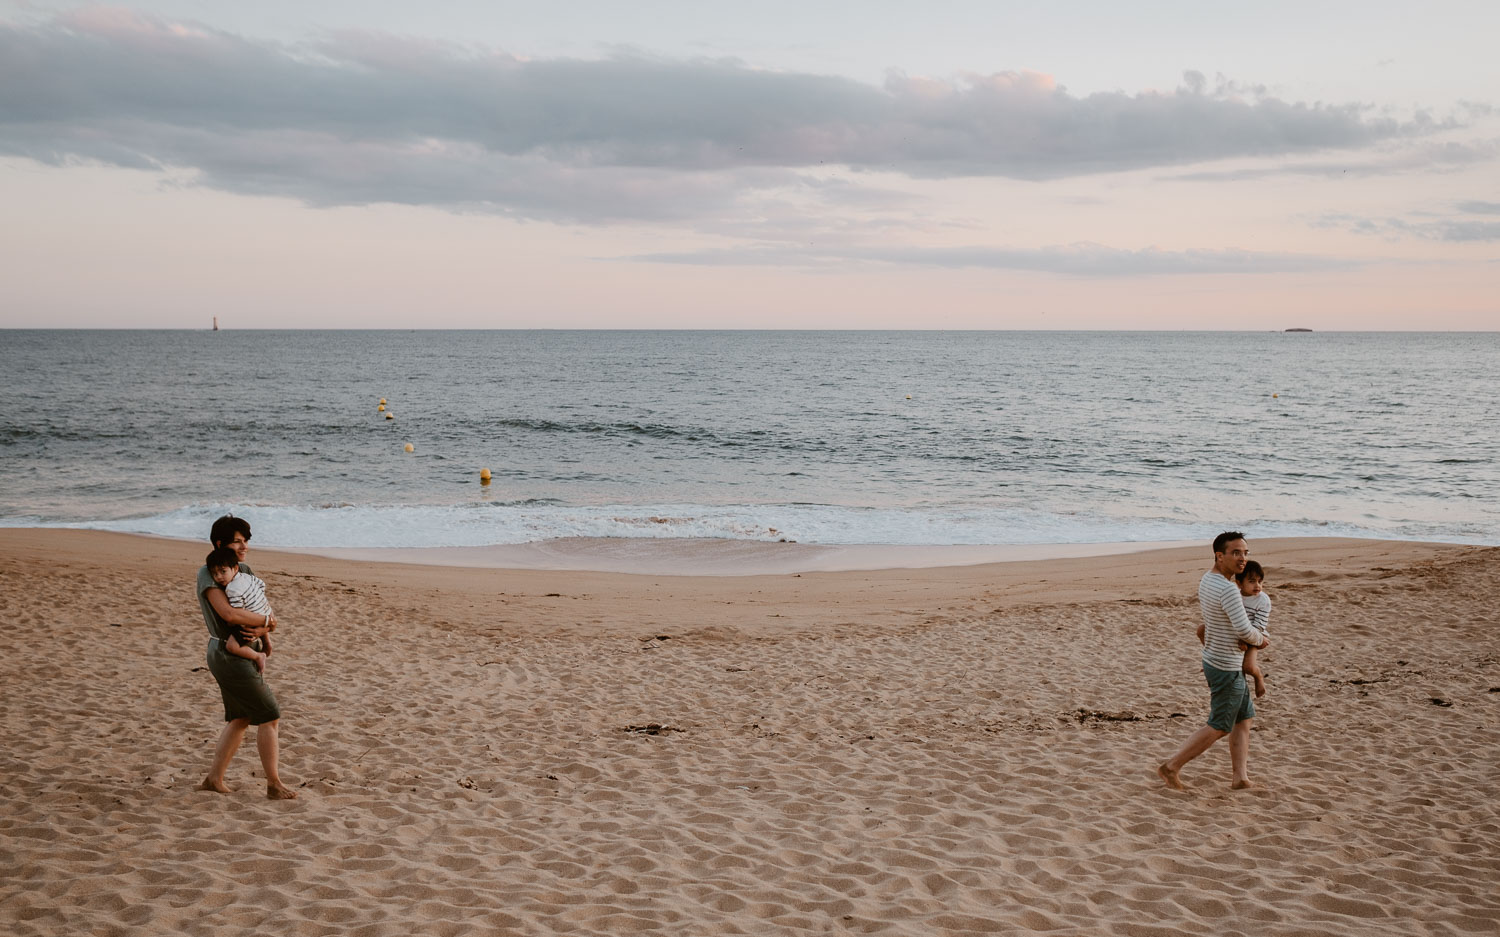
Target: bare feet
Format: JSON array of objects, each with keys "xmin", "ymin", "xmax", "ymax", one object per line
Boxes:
[
  {"xmin": 1231, "ymin": 779, "xmax": 1255, "ymax": 790},
  {"xmin": 199, "ymin": 776, "xmax": 231, "ymax": 794},
  {"xmin": 1253, "ymin": 675, "xmax": 1266, "ymax": 698},
  {"xmin": 266, "ymin": 783, "xmax": 299, "ymax": 800},
  {"xmin": 1157, "ymin": 763, "xmax": 1186, "ymax": 791}
]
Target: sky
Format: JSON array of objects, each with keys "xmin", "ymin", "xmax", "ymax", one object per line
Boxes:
[{"xmin": 1, "ymin": 1, "xmax": 1496, "ymax": 329}]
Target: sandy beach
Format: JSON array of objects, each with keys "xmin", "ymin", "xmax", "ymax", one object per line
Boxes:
[{"xmin": 2, "ymin": 529, "xmax": 1497, "ymax": 936}]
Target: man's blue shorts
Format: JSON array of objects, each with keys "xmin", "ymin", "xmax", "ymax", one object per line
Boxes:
[{"xmin": 1203, "ymin": 663, "xmax": 1254, "ymax": 732}]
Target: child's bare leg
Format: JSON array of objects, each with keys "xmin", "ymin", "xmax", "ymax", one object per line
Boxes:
[
  {"xmin": 1243, "ymin": 647, "xmax": 1265, "ymax": 698},
  {"xmin": 226, "ymin": 634, "xmax": 266, "ymax": 673}
]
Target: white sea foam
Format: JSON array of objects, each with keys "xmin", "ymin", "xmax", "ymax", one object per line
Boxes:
[{"xmin": 0, "ymin": 500, "xmax": 1458, "ymax": 549}]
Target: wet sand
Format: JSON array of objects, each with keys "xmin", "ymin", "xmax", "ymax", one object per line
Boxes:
[{"xmin": 281, "ymin": 536, "xmax": 1201, "ymax": 576}]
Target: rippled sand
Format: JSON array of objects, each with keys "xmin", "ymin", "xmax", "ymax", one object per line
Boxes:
[{"xmin": 2, "ymin": 531, "xmax": 1496, "ymax": 936}]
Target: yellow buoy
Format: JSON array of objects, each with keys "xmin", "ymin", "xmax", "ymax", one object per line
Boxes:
[
  {"xmin": 1272, "ymin": 393, "xmax": 1279, "ymax": 398},
  {"xmin": 905, "ymin": 395, "xmax": 912, "ymax": 399},
  {"xmin": 404, "ymin": 443, "xmax": 414, "ymax": 452},
  {"xmin": 385, "ymin": 412, "xmax": 394, "ymax": 420},
  {"xmin": 380, "ymin": 398, "xmax": 387, "ymax": 405},
  {"xmin": 480, "ymin": 467, "xmax": 492, "ymax": 484},
  {"xmin": 378, "ymin": 404, "xmax": 385, "ymax": 411}
]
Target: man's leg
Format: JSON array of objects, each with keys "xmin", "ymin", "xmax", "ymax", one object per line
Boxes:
[
  {"xmin": 256, "ymin": 719, "xmax": 298, "ymax": 800},
  {"xmin": 1229, "ymin": 717, "xmax": 1253, "ymax": 789},
  {"xmin": 201, "ymin": 718, "xmax": 251, "ymax": 792},
  {"xmin": 1158, "ymin": 724, "xmax": 1227, "ymax": 790}
]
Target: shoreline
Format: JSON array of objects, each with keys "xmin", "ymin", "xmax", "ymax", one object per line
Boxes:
[
  {"xmin": 0, "ymin": 526, "xmax": 1471, "ymax": 614},
  {"xmin": 280, "ymin": 536, "xmax": 1206, "ymax": 575},
  {"xmin": 0, "ymin": 526, "xmax": 1449, "ymax": 576}
]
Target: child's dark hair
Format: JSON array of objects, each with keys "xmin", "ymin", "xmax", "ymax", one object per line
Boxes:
[
  {"xmin": 1235, "ymin": 560, "xmax": 1264, "ymax": 583},
  {"xmin": 205, "ymin": 547, "xmax": 241, "ymax": 571}
]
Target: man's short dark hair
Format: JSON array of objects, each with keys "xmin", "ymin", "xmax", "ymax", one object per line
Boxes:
[
  {"xmin": 209, "ymin": 514, "xmax": 251, "ymax": 548},
  {"xmin": 205, "ymin": 547, "xmax": 241, "ymax": 571},
  {"xmin": 1212, "ymin": 531, "xmax": 1246, "ymax": 554},
  {"xmin": 1235, "ymin": 560, "xmax": 1264, "ymax": 583}
]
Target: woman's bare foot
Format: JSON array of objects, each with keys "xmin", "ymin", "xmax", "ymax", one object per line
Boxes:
[
  {"xmin": 1156, "ymin": 763, "xmax": 1186, "ymax": 791},
  {"xmin": 200, "ymin": 776, "xmax": 231, "ymax": 793},
  {"xmin": 1231, "ymin": 779, "xmax": 1255, "ymax": 790},
  {"xmin": 266, "ymin": 783, "xmax": 299, "ymax": 800}
]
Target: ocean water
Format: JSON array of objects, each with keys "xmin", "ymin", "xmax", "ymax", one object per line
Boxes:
[{"xmin": 1, "ymin": 330, "xmax": 1496, "ymax": 549}]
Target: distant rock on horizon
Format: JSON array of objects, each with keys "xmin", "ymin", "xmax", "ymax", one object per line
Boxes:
[{"xmin": 1284, "ymin": 327, "xmax": 1313, "ymax": 332}]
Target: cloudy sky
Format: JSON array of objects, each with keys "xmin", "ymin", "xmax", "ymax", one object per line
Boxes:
[{"xmin": 2, "ymin": 1, "xmax": 1496, "ymax": 328}]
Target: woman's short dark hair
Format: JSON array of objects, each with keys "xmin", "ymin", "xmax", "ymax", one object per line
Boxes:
[
  {"xmin": 205, "ymin": 547, "xmax": 242, "ymax": 571},
  {"xmin": 210, "ymin": 514, "xmax": 251, "ymax": 548},
  {"xmin": 1235, "ymin": 560, "xmax": 1265, "ymax": 583}
]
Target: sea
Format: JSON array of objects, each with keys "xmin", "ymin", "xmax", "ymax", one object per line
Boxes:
[{"xmin": 2, "ymin": 330, "xmax": 1496, "ymax": 556}]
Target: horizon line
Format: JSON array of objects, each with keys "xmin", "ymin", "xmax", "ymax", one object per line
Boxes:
[{"xmin": 5, "ymin": 326, "xmax": 1497, "ymax": 334}]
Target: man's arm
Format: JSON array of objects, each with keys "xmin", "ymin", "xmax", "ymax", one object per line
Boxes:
[{"xmin": 1220, "ymin": 589, "xmax": 1267, "ymax": 647}]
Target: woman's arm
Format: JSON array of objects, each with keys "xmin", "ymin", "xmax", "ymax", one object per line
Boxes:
[{"xmin": 205, "ymin": 588, "xmax": 271, "ymax": 636}]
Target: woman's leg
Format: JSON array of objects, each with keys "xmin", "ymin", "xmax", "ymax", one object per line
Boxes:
[
  {"xmin": 201, "ymin": 718, "xmax": 251, "ymax": 792},
  {"xmin": 256, "ymin": 719, "xmax": 298, "ymax": 799}
]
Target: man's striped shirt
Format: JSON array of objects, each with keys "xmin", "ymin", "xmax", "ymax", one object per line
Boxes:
[{"xmin": 1199, "ymin": 571, "xmax": 1264, "ymax": 671}]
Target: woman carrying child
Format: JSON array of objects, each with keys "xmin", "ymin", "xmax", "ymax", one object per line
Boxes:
[{"xmin": 196, "ymin": 514, "xmax": 297, "ymax": 799}]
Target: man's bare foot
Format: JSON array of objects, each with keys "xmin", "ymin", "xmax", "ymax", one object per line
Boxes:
[
  {"xmin": 1157, "ymin": 763, "xmax": 1186, "ymax": 791},
  {"xmin": 200, "ymin": 776, "xmax": 231, "ymax": 794},
  {"xmin": 1231, "ymin": 779, "xmax": 1255, "ymax": 790},
  {"xmin": 266, "ymin": 783, "xmax": 298, "ymax": 800}
]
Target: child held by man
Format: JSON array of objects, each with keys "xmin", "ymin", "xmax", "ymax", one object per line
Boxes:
[{"xmin": 1197, "ymin": 560, "xmax": 1271, "ymax": 697}]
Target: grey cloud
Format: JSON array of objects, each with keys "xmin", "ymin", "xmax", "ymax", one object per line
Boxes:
[
  {"xmin": 1320, "ymin": 205, "xmax": 1500, "ymax": 242},
  {"xmin": 0, "ymin": 10, "xmax": 1442, "ymax": 222},
  {"xmin": 629, "ymin": 243, "xmax": 1356, "ymax": 277},
  {"xmin": 7, "ymin": 119, "xmax": 795, "ymax": 223},
  {"xmin": 1436, "ymin": 221, "xmax": 1500, "ymax": 240},
  {"xmin": 1399, "ymin": 219, "xmax": 1500, "ymax": 242},
  {"xmin": 1164, "ymin": 138, "xmax": 1499, "ymax": 183}
]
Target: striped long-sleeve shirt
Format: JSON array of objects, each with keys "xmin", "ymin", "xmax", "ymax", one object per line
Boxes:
[
  {"xmin": 1243, "ymin": 592, "xmax": 1271, "ymax": 635},
  {"xmin": 224, "ymin": 571, "xmax": 273, "ymax": 617},
  {"xmin": 1200, "ymin": 571, "xmax": 1265, "ymax": 671}
]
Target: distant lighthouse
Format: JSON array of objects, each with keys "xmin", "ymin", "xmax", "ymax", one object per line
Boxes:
[{"xmin": 212, "ymin": 316, "xmax": 219, "ymax": 331}]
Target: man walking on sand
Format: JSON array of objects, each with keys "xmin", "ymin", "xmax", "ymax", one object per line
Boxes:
[{"xmin": 1158, "ymin": 531, "xmax": 1270, "ymax": 791}]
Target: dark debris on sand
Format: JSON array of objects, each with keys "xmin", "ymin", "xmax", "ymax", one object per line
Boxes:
[{"xmin": 622, "ymin": 723, "xmax": 682, "ymax": 736}]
